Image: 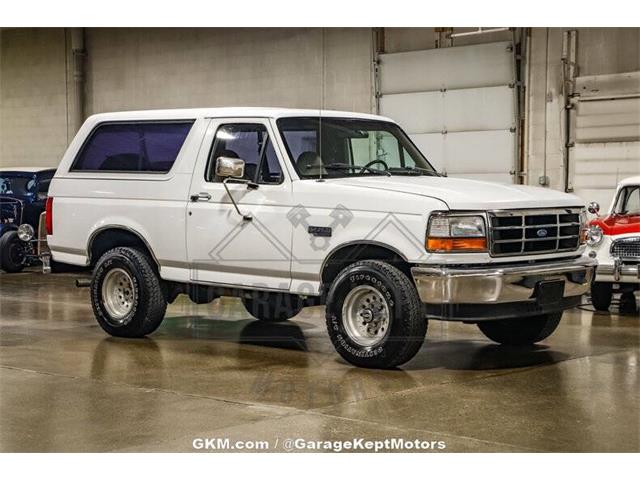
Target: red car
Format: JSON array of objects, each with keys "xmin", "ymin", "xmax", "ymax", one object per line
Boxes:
[{"xmin": 584, "ymin": 176, "xmax": 640, "ymax": 311}]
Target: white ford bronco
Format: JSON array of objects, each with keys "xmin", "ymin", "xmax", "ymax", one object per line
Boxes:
[{"xmin": 46, "ymin": 108, "xmax": 596, "ymax": 368}]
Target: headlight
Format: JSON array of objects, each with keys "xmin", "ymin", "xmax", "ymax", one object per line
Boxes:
[
  {"xmin": 585, "ymin": 225, "xmax": 603, "ymax": 247},
  {"xmin": 427, "ymin": 214, "xmax": 487, "ymax": 252},
  {"xmin": 17, "ymin": 223, "xmax": 35, "ymax": 242}
]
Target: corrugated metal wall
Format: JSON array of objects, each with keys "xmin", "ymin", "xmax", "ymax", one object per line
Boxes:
[{"xmin": 569, "ymin": 71, "xmax": 640, "ymax": 208}]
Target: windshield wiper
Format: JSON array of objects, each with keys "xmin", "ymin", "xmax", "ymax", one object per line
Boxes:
[
  {"xmin": 387, "ymin": 166, "xmax": 439, "ymax": 176},
  {"xmin": 324, "ymin": 163, "xmax": 391, "ymax": 176}
]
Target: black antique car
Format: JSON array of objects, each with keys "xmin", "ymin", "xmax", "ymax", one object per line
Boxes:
[{"xmin": 0, "ymin": 167, "xmax": 56, "ymax": 272}]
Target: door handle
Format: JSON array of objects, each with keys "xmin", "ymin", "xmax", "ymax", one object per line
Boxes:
[{"xmin": 190, "ymin": 192, "xmax": 212, "ymax": 202}]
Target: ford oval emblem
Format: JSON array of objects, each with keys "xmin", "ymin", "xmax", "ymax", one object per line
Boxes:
[{"xmin": 536, "ymin": 228, "xmax": 548, "ymax": 238}]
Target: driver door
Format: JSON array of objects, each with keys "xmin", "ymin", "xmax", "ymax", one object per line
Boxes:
[{"xmin": 186, "ymin": 118, "xmax": 294, "ymax": 291}]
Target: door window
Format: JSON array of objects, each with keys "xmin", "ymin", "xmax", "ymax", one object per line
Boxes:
[{"xmin": 206, "ymin": 124, "xmax": 283, "ymax": 184}]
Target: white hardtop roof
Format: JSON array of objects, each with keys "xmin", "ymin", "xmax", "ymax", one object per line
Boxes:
[
  {"xmin": 86, "ymin": 107, "xmax": 395, "ymax": 123},
  {"xmin": 0, "ymin": 166, "xmax": 55, "ymax": 173},
  {"xmin": 619, "ymin": 175, "xmax": 640, "ymax": 187}
]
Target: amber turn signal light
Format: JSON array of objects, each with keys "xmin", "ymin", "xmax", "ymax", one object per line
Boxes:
[{"xmin": 427, "ymin": 237, "xmax": 487, "ymax": 252}]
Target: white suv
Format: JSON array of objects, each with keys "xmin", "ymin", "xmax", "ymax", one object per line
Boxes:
[{"xmin": 46, "ymin": 108, "xmax": 596, "ymax": 368}]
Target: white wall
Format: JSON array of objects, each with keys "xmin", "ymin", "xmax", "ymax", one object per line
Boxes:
[
  {"xmin": 0, "ymin": 28, "xmax": 69, "ymax": 168},
  {"xmin": 0, "ymin": 28, "xmax": 374, "ymax": 168},
  {"xmin": 1, "ymin": 26, "xmax": 639, "ymax": 189}
]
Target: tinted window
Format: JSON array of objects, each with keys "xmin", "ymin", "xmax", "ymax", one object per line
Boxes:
[
  {"xmin": 72, "ymin": 122, "xmax": 194, "ymax": 172},
  {"xmin": 206, "ymin": 124, "xmax": 283, "ymax": 184}
]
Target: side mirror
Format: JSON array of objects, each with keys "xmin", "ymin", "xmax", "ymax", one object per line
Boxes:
[
  {"xmin": 587, "ymin": 201, "xmax": 600, "ymax": 215},
  {"xmin": 215, "ymin": 157, "xmax": 245, "ymax": 179}
]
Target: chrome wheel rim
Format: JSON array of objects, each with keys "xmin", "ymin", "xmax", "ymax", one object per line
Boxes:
[
  {"xmin": 101, "ymin": 268, "xmax": 136, "ymax": 323},
  {"xmin": 342, "ymin": 285, "xmax": 390, "ymax": 348}
]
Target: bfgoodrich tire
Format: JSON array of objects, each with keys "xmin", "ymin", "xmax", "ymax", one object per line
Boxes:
[
  {"xmin": 590, "ymin": 282, "xmax": 613, "ymax": 312},
  {"xmin": 0, "ymin": 231, "xmax": 26, "ymax": 273},
  {"xmin": 477, "ymin": 312, "xmax": 563, "ymax": 346},
  {"xmin": 90, "ymin": 247, "xmax": 167, "ymax": 338},
  {"xmin": 325, "ymin": 260, "xmax": 427, "ymax": 369}
]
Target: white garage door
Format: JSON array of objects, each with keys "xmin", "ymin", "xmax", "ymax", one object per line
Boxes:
[
  {"xmin": 569, "ymin": 71, "xmax": 640, "ymax": 208},
  {"xmin": 377, "ymin": 41, "xmax": 517, "ymax": 184}
]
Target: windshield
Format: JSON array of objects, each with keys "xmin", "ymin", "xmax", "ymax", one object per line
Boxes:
[
  {"xmin": 0, "ymin": 175, "xmax": 36, "ymax": 196},
  {"xmin": 614, "ymin": 186, "xmax": 640, "ymax": 215},
  {"xmin": 277, "ymin": 117, "xmax": 436, "ymax": 179}
]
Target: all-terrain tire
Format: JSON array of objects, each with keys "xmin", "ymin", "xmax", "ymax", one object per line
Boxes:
[
  {"xmin": 590, "ymin": 282, "xmax": 613, "ymax": 312},
  {"xmin": 90, "ymin": 247, "xmax": 167, "ymax": 337},
  {"xmin": 325, "ymin": 260, "xmax": 427, "ymax": 369},
  {"xmin": 477, "ymin": 312, "xmax": 563, "ymax": 346},
  {"xmin": 0, "ymin": 231, "xmax": 25, "ymax": 273}
]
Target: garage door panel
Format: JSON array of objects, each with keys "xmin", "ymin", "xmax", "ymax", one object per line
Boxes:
[
  {"xmin": 380, "ymin": 92, "xmax": 443, "ymax": 134},
  {"xmin": 410, "ymin": 130, "xmax": 515, "ymax": 181},
  {"xmin": 381, "ymin": 86, "xmax": 514, "ymax": 135},
  {"xmin": 379, "ymin": 41, "xmax": 514, "ymax": 95},
  {"xmin": 444, "ymin": 130, "xmax": 514, "ymax": 175},
  {"xmin": 570, "ymin": 141, "xmax": 640, "ymax": 204},
  {"xmin": 411, "ymin": 133, "xmax": 444, "ymax": 172},
  {"xmin": 575, "ymin": 97, "xmax": 640, "ymax": 143},
  {"xmin": 443, "ymin": 86, "xmax": 514, "ymax": 132}
]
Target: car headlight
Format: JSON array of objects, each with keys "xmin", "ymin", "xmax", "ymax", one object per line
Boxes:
[
  {"xmin": 17, "ymin": 223, "xmax": 35, "ymax": 242},
  {"xmin": 585, "ymin": 225, "xmax": 603, "ymax": 247},
  {"xmin": 427, "ymin": 214, "xmax": 487, "ymax": 252}
]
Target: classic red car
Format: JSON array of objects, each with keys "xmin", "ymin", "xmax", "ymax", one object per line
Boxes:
[{"xmin": 585, "ymin": 176, "xmax": 640, "ymax": 311}]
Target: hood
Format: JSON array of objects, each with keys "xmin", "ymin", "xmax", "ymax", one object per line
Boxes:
[
  {"xmin": 329, "ymin": 176, "xmax": 584, "ymax": 210},
  {"xmin": 590, "ymin": 214, "xmax": 640, "ymax": 236}
]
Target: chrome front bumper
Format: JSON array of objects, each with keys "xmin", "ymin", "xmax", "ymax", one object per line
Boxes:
[
  {"xmin": 597, "ymin": 258, "xmax": 640, "ymax": 283},
  {"xmin": 411, "ymin": 257, "xmax": 596, "ymax": 305}
]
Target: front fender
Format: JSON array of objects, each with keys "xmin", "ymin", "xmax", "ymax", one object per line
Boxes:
[{"xmin": 0, "ymin": 223, "xmax": 18, "ymax": 236}]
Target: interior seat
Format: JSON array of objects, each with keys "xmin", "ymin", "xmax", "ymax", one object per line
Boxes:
[{"xmin": 296, "ymin": 151, "xmax": 326, "ymax": 176}]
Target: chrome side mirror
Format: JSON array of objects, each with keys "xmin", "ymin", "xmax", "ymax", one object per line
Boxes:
[
  {"xmin": 215, "ymin": 156, "xmax": 252, "ymax": 222},
  {"xmin": 587, "ymin": 201, "xmax": 600, "ymax": 215},
  {"xmin": 215, "ymin": 157, "xmax": 245, "ymax": 179}
]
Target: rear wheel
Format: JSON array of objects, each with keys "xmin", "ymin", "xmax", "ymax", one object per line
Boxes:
[
  {"xmin": 242, "ymin": 293, "xmax": 304, "ymax": 322},
  {"xmin": 0, "ymin": 231, "xmax": 26, "ymax": 273},
  {"xmin": 91, "ymin": 247, "xmax": 167, "ymax": 337},
  {"xmin": 591, "ymin": 282, "xmax": 613, "ymax": 311},
  {"xmin": 477, "ymin": 312, "xmax": 562, "ymax": 346}
]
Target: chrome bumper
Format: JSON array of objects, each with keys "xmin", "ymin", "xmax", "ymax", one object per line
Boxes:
[
  {"xmin": 597, "ymin": 258, "xmax": 640, "ymax": 282},
  {"xmin": 411, "ymin": 257, "xmax": 596, "ymax": 305}
]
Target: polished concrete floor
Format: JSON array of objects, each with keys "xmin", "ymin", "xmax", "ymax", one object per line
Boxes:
[{"xmin": 0, "ymin": 270, "xmax": 638, "ymax": 452}]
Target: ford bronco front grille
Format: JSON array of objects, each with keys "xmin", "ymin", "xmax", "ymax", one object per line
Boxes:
[
  {"xmin": 489, "ymin": 208, "xmax": 582, "ymax": 257},
  {"xmin": 611, "ymin": 237, "xmax": 640, "ymax": 261}
]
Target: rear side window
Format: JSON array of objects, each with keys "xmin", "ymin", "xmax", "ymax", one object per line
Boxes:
[{"xmin": 71, "ymin": 121, "xmax": 194, "ymax": 173}]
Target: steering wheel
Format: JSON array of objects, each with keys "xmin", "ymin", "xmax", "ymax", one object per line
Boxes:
[{"xmin": 359, "ymin": 159, "xmax": 389, "ymax": 174}]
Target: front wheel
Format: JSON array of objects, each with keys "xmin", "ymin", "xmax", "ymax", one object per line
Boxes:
[
  {"xmin": 477, "ymin": 312, "xmax": 562, "ymax": 346},
  {"xmin": 325, "ymin": 260, "xmax": 427, "ymax": 369},
  {"xmin": 90, "ymin": 247, "xmax": 167, "ymax": 337},
  {"xmin": 0, "ymin": 231, "xmax": 26, "ymax": 273},
  {"xmin": 590, "ymin": 282, "xmax": 613, "ymax": 311}
]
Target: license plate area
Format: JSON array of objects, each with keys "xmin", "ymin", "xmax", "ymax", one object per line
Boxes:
[{"xmin": 533, "ymin": 279, "xmax": 565, "ymax": 305}]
